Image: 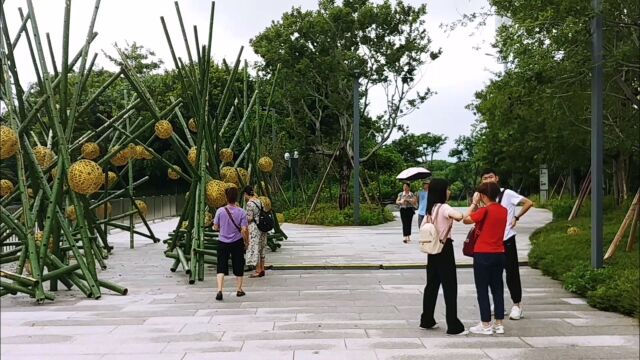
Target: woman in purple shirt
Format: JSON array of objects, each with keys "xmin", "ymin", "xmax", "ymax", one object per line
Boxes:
[{"xmin": 213, "ymin": 186, "xmax": 249, "ymax": 301}]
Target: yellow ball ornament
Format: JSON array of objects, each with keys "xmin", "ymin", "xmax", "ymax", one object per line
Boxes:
[
  {"xmin": 168, "ymin": 165, "xmax": 181, "ymax": 180},
  {"xmin": 33, "ymin": 146, "xmax": 55, "ymax": 169},
  {"xmin": 221, "ymin": 166, "xmax": 249, "ymax": 187},
  {"xmin": 66, "ymin": 205, "xmax": 77, "ymax": 221},
  {"xmin": 154, "ymin": 120, "xmax": 173, "ymax": 139},
  {"xmin": 68, "ymin": 160, "xmax": 104, "ymax": 195},
  {"xmin": 567, "ymin": 226, "xmax": 580, "ymax": 236},
  {"xmin": 203, "ymin": 212, "xmax": 213, "ymax": 227},
  {"xmin": 187, "ymin": 147, "xmax": 198, "ymax": 167},
  {"xmin": 188, "ymin": 118, "xmax": 197, "ymax": 132},
  {"xmin": 258, "ymin": 156, "xmax": 274, "ymax": 173},
  {"xmin": 135, "ymin": 200, "xmax": 148, "ymax": 217},
  {"xmin": 258, "ymin": 196, "xmax": 272, "ymax": 212},
  {"xmin": 109, "ymin": 147, "xmax": 130, "ymax": 167},
  {"xmin": 133, "ymin": 145, "xmax": 145, "ymax": 160},
  {"xmin": 81, "ymin": 142, "xmax": 101, "ymax": 160},
  {"xmin": 106, "ymin": 171, "xmax": 118, "ymax": 188},
  {"xmin": 0, "ymin": 125, "xmax": 18, "ymax": 159},
  {"xmin": 206, "ymin": 179, "xmax": 227, "ymax": 208},
  {"xmin": 276, "ymin": 213, "xmax": 285, "ymax": 224},
  {"xmin": 0, "ymin": 179, "xmax": 14, "ymax": 197},
  {"xmin": 219, "ymin": 148, "xmax": 233, "ymax": 163}
]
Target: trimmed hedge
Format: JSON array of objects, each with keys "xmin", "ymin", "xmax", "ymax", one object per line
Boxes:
[
  {"xmin": 529, "ymin": 204, "xmax": 639, "ymax": 318},
  {"xmin": 284, "ymin": 203, "xmax": 395, "ymax": 226}
]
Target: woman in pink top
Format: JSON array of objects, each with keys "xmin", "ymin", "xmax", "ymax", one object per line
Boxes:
[{"xmin": 419, "ymin": 179, "xmax": 467, "ymax": 335}]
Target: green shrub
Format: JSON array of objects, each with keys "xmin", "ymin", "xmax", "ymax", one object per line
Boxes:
[
  {"xmin": 284, "ymin": 203, "xmax": 395, "ymax": 226},
  {"xmin": 529, "ymin": 207, "xmax": 640, "ymax": 318}
]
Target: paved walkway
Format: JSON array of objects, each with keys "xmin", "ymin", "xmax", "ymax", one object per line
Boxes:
[
  {"xmin": 270, "ymin": 208, "xmax": 552, "ymax": 267},
  {"xmin": 1, "ymin": 209, "xmax": 638, "ymax": 360}
]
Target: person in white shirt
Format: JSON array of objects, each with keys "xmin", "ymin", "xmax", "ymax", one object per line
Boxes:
[{"xmin": 470, "ymin": 169, "xmax": 534, "ymax": 320}]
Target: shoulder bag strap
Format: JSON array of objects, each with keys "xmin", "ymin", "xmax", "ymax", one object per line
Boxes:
[{"xmin": 224, "ymin": 207, "xmax": 242, "ymax": 232}]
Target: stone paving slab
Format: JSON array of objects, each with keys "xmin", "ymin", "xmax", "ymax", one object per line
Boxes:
[{"xmin": 1, "ymin": 207, "xmax": 638, "ymax": 360}]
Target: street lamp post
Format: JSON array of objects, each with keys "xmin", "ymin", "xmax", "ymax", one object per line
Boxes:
[{"xmin": 284, "ymin": 150, "xmax": 299, "ymax": 207}]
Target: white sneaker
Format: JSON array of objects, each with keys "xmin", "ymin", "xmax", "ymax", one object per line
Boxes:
[
  {"xmin": 469, "ymin": 323, "xmax": 493, "ymax": 335},
  {"xmin": 509, "ymin": 305, "xmax": 523, "ymax": 320},
  {"xmin": 493, "ymin": 324, "xmax": 505, "ymax": 334}
]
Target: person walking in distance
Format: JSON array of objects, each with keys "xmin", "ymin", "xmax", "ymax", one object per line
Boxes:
[
  {"xmin": 417, "ymin": 181, "xmax": 430, "ymax": 228},
  {"xmin": 464, "ymin": 182, "xmax": 508, "ymax": 335},
  {"xmin": 472, "ymin": 169, "xmax": 534, "ymax": 320},
  {"xmin": 213, "ymin": 186, "xmax": 249, "ymax": 301},
  {"xmin": 419, "ymin": 179, "xmax": 467, "ymax": 335},
  {"xmin": 397, "ymin": 182, "xmax": 417, "ymax": 243}
]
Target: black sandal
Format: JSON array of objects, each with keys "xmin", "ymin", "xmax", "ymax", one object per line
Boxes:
[
  {"xmin": 215, "ymin": 291, "xmax": 223, "ymax": 301},
  {"xmin": 236, "ymin": 290, "xmax": 246, "ymax": 297}
]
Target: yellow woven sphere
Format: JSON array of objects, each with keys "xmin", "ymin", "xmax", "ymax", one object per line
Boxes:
[
  {"xmin": 219, "ymin": 148, "xmax": 233, "ymax": 163},
  {"xmin": 66, "ymin": 205, "xmax": 77, "ymax": 221},
  {"xmin": 221, "ymin": 166, "xmax": 249, "ymax": 187},
  {"xmin": 0, "ymin": 179, "xmax": 14, "ymax": 197},
  {"xmin": 155, "ymin": 120, "xmax": 173, "ymax": 139},
  {"xmin": 68, "ymin": 160, "xmax": 104, "ymax": 195},
  {"xmin": 133, "ymin": 145, "xmax": 145, "ymax": 160},
  {"xmin": 81, "ymin": 142, "xmax": 101, "ymax": 160},
  {"xmin": 35, "ymin": 231, "xmax": 44, "ymax": 242},
  {"xmin": 187, "ymin": 147, "xmax": 198, "ymax": 167},
  {"xmin": 106, "ymin": 171, "xmax": 118, "ymax": 188},
  {"xmin": 0, "ymin": 125, "xmax": 18, "ymax": 159},
  {"xmin": 276, "ymin": 213, "xmax": 285, "ymax": 224},
  {"xmin": 109, "ymin": 147, "xmax": 129, "ymax": 167},
  {"xmin": 188, "ymin": 118, "xmax": 197, "ymax": 132},
  {"xmin": 50, "ymin": 167, "xmax": 58, "ymax": 179},
  {"xmin": 181, "ymin": 221, "xmax": 189, "ymax": 229},
  {"xmin": 168, "ymin": 165, "xmax": 181, "ymax": 180},
  {"xmin": 258, "ymin": 156, "xmax": 274, "ymax": 173},
  {"xmin": 27, "ymin": 188, "xmax": 34, "ymax": 198},
  {"xmin": 95, "ymin": 202, "xmax": 112, "ymax": 219},
  {"xmin": 206, "ymin": 179, "xmax": 227, "ymax": 208},
  {"xmin": 203, "ymin": 212, "xmax": 213, "ymax": 227},
  {"xmin": 258, "ymin": 196, "xmax": 272, "ymax": 212},
  {"xmin": 567, "ymin": 226, "xmax": 580, "ymax": 236},
  {"xmin": 135, "ymin": 200, "xmax": 148, "ymax": 217},
  {"xmin": 33, "ymin": 146, "xmax": 55, "ymax": 169}
]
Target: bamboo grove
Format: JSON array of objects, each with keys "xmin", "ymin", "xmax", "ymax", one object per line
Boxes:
[{"xmin": 0, "ymin": 0, "xmax": 285, "ymax": 303}]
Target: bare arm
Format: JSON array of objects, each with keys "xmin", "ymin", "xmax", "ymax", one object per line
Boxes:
[
  {"xmin": 448, "ymin": 209, "xmax": 463, "ymax": 222},
  {"xmin": 241, "ymin": 226, "xmax": 249, "ymax": 244},
  {"xmin": 213, "ymin": 224, "xmax": 220, "ymax": 231},
  {"xmin": 510, "ymin": 197, "xmax": 534, "ymax": 228}
]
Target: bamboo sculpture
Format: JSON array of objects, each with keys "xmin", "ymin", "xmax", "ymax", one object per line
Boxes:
[{"xmin": 157, "ymin": 2, "xmax": 286, "ymax": 284}]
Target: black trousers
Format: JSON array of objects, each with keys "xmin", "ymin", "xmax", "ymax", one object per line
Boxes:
[
  {"xmin": 400, "ymin": 208, "xmax": 414, "ymax": 236},
  {"xmin": 504, "ymin": 236, "xmax": 522, "ymax": 304},
  {"xmin": 420, "ymin": 240, "xmax": 465, "ymax": 334},
  {"xmin": 216, "ymin": 239, "xmax": 245, "ymax": 276},
  {"xmin": 473, "ymin": 253, "xmax": 505, "ymax": 322}
]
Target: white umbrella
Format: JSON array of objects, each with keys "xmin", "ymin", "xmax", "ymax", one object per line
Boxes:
[{"xmin": 396, "ymin": 167, "xmax": 431, "ymax": 182}]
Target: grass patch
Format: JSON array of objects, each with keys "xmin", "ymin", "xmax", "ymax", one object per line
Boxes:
[
  {"xmin": 529, "ymin": 205, "xmax": 639, "ymax": 318},
  {"xmin": 284, "ymin": 203, "xmax": 395, "ymax": 226}
]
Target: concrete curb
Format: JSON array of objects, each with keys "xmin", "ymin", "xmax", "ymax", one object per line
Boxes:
[{"xmin": 271, "ymin": 261, "xmax": 529, "ymax": 270}]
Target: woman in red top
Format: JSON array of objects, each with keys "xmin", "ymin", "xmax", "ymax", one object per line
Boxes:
[{"xmin": 463, "ymin": 182, "xmax": 507, "ymax": 335}]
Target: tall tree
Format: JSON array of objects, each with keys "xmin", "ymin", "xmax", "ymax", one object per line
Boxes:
[
  {"xmin": 251, "ymin": 0, "xmax": 439, "ymax": 209},
  {"xmin": 464, "ymin": 0, "xmax": 639, "ymax": 198}
]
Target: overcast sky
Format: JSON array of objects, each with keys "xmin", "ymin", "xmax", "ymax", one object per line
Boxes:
[{"xmin": 3, "ymin": 0, "xmax": 500, "ymax": 160}]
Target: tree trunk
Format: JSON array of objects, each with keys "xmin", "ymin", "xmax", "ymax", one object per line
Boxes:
[
  {"xmin": 338, "ymin": 158, "xmax": 351, "ymax": 210},
  {"xmin": 614, "ymin": 153, "xmax": 630, "ymax": 205}
]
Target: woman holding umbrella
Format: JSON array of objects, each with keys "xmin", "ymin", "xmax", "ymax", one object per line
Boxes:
[
  {"xmin": 397, "ymin": 182, "xmax": 417, "ymax": 243},
  {"xmin": 396, "ymin": 167, "xmax": 430, "ymax": 243}
]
